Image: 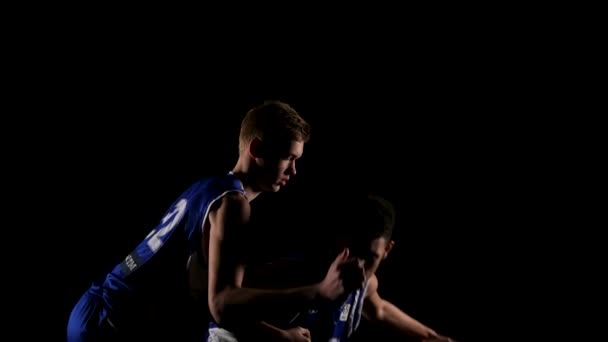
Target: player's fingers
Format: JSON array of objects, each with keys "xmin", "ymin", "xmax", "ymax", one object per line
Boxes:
[
  {"xmin": 342, "ymin": 247, "xmax": 349, "ymax": 260},
  {"xmin": 299, "ymin": 327, "xmax": 311, "ymax": 337},
  {"xmin": 360, "ymin": 261, "xmax": 367, "ymax": 284},
  {"xmin": 337, "ymin": 257, "xmax": 355, "ymax": 270},
  {"xmin": 332, "ymin": 248, "xmax": 349, "ymax": 266},
  {"xmin": 340, "ymin": 259, "xmax": 366, "ymax": 285}
]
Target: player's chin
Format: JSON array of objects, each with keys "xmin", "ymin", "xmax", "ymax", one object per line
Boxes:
[{"xmin": 263, "ymin": 183, "xmax": 282, "ymax": 192}]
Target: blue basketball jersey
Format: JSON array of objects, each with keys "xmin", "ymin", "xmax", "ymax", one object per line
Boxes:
[
  {"xmin": 300, "ymin": 281, "xmax": 369, "ymax": 342},
  {"xmin": 96, "ymin": 173, "xmax": 245, "ymax": 328}
]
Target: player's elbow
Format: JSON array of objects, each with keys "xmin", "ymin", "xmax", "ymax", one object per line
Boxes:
[
  {"xmin": 364, "ymin": 301, "xmax": 386, "ymax": 322},
  {"xmin": 374, "ymin": 304, "xmax": 387, "ymax": 322},
  {"xmin": 209, "ymin": 290, "xmax": 237, "ymax": 326},
  {"xmin": 208, "ymin": 289, "xmax": 242, "ymax": 327},
  {"xmin": 208, "ymin": 294, "xmax": 226, "ymax": 325}
]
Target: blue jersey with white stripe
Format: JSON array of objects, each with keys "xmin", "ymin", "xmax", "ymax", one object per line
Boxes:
[
  {"xmin": 300, "ymin": 281, "xmax": 369, "ymax": 341},
  {"xmin": 97, "ymin": 173, "xmax": 245, "ymax": 327}
]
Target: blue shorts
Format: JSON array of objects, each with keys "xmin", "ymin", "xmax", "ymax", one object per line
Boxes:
[{"xmin": 66, "ymin": 284, "xmax": 114, "ymax": 342}]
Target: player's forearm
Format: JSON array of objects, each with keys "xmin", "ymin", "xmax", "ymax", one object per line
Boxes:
[
  {"xmin": 251, "ymin": 321, "xmax": 289, "ymax": 341},
  {"xmin": 210, "ymin": 285, "xmax": 320, "ymax": 325},
  {"xmin": 231, "ymin": 321, "xmax": 288, "ymax": 342},
  {"xmin": 378, "ymin": 301, "xmax": 438, "ymax": 339}
]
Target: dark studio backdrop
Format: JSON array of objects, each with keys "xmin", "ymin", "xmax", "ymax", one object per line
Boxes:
[
  {"xmin": 52, "ymin": 92, "xmax": 519, "ymax": 342},
  {"xmin": 22, "ymin": 20, "xmax": 563, "ymax": 342}
]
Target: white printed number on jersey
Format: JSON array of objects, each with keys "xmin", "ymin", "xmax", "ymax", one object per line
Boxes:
[
  {"xmin": 145, "ymin": 199, "xmax": 188, "ymax": 253},
  {"xmin": 339, "ymin": 304, "xmax": 351, "ymax": 321}
]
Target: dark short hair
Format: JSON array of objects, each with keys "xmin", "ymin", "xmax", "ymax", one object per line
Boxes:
[{"xmin": 334, "ymin": 193, "xmax": 396, "ymax": 244}]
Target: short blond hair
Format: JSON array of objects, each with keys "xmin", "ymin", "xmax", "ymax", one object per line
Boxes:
[{"xmin": 239, "ymin": 100, "xmax": 310, "ymax": 152}]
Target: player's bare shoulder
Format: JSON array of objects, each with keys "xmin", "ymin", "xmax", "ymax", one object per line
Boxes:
[
  {"xmin": 208, "ymin": 191, "xmax": 251, "ymax": 237},
  {"xmin": 365, "ymin": 274, "xmax": 379, "ymax": 298}
]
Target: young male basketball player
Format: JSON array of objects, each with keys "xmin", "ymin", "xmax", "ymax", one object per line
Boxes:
[
  {"xmin": 66, "ymin": 101, "xmax": 366, "ymax": 342},
  {"xmin": 244, "ymin": 194, "xmax": 458, "ymax": 342}
]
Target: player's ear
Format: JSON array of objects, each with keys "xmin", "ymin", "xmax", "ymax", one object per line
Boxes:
[
  {"xmin": 249, "ymin": 137, "xmax": 264, "ymax": 159},
  {"xmin": 383, "ymin": 240, "xmax": 395, "ymax": 259}
]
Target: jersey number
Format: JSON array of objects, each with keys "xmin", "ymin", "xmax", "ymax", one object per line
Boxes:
[{"xmin": 145, "ymin": 198, "xmax": 188, "ymax": 253}]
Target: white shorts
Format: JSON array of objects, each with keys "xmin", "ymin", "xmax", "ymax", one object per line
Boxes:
[{"xmin": 206, "ymin": 326, "xmax": 239, "ymax": 342}]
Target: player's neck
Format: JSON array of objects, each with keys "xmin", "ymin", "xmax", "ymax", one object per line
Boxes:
[{"xmin": 231, "ymin": 160, "xmax": 262, "ymax": 202}]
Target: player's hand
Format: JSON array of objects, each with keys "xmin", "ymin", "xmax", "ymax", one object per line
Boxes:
[
  {"xmin": 318, "ymin": 248, "xmax": 366, "ymax": 301},
  {"xmin": 280, "ymin": 326, "xmax": 311, "ymax": 342},
  {"xmin": 338, "ymin": 254, "xmax": 367, "ymax": 289}
]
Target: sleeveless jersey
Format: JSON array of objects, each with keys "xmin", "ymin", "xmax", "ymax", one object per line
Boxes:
[
  {"xmin": 297, "ymin": 281, "xmax": 369, "ymax": 341},
  {"xmin": 97, "ymin": 173, "xmax": 245, "ymax": 328}
]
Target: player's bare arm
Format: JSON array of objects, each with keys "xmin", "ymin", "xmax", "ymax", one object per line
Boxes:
[
  {"xmin": 362, "ymin": 274, "xmax": 448, "ymax": 341},
  {"xmin": 233, "ymin": 321, "xmax": 311, "ymax": 342},
  {"xmin": 207, "ymin": 193, "xmax": 363, "ymax": 327},
  {"xmin": 207, "ymin": 192, "xmax": 249, "ymax": 325}
]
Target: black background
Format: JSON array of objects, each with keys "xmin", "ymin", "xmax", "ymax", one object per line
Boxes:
[
  {"xmin": 51, "ymin": 92, "xmax": 517, "ymax": 342},
  {"xmin": 10, "ymin": 12, "xmax": 583, "ymax": 342}
]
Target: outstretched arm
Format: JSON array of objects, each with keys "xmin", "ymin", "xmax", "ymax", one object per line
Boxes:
[{"xmin": 362, "ymin": 275, "xmax": 452, "ymax": 341}]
